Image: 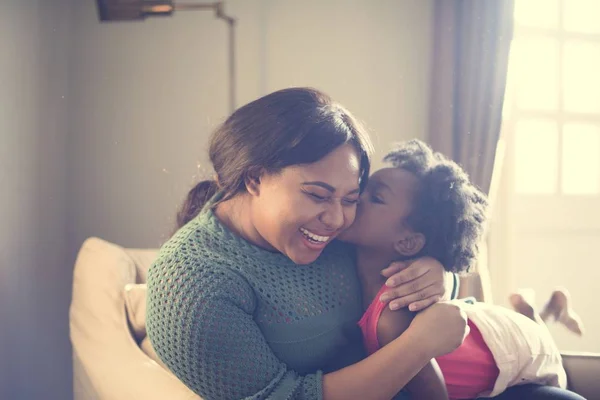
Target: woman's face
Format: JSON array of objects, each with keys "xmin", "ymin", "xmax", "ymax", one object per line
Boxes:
[
  {"xmin": 338, "ymin": 167, "xmax": 418, "ymax": 250},
  {"xmin": 249, "ymin": 144, "xmax": 361, "ymax": 265}
]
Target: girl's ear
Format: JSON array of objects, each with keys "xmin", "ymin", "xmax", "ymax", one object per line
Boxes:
[{"xmin": 393, "ymin": 233, "xmax": 425, "ymax": 257}]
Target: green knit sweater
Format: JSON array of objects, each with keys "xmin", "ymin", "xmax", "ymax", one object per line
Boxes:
[{"xmin": 146, "ymin": 207, "xmax": 365, "ymax": 400}]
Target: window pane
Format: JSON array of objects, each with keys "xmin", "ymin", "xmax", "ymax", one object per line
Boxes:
[
  {"xmin": 564, "ymin": 0, "xmax": 600, "ymax": 34},
  {"xmin": 515, "ymin": 119, "xmax": 558, "ymax": 194},
  {"xmin": 562, "ymin": 124, "xmax": 600, "ymax": 195},
  {"xmin": 564, "ymin": 41, "xmax": 600, "ymax": 114},
  {"xmin": 514, "ymin": 0, "xmax": 559, "ymax": 29},
  {"xmin": 511, "ymin": 38, "xmax": 559, "ymax": 111}
]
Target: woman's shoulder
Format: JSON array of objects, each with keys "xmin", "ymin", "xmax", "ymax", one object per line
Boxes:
[
  {"xmin": 156, "ymin": 208, "xmax": 248, "ymax": 262},
  {"xmin": 150, "ymin": 235, "xmax": 248, "ymax": 286},
  {"xmin": 147, "ymin": 236, "xmax": 256, "ymax": 314},
  {"xmin": 149, "ymin": 218, "xmax": 254, "ymax": 292}
]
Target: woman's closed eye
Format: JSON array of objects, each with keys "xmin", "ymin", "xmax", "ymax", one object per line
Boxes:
[
  {"xmin": 304, "ymin": 191, "xmax": 330, "ymax": 202},
  {"xmin": 303, "ymin": 190, "xmax": 359, "ymax": 206},
  {"xmin": 342, "ymin": 197, "xmax": 360, "ymax": 206}
]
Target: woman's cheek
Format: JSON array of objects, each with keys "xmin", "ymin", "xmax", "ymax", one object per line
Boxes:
[
  {"xmin": 292, "ymin": 196, "xmax": 322, "ymax": 221},
  {"xmin": 343, "ymin": 206, "xmax": 358, "ymax": 229}
]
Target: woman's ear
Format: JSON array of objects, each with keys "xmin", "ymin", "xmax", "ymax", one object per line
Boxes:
[
  {"xmin": 394, "ymin": 233, "xmax": 425, "ymax": 257},
  {"xmin": 244, "ymin": 167, "xmax": 263, "ymax": 196}
]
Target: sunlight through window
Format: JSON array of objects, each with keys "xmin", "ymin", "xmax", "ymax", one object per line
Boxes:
[
  {"xmin": 562, "ymin": 124, "xmax": 600, "ymax": 194},
  {"xmin": 510, "ymin": 0, "xmax": 600, "ymax": 195},
  {"xmin": 564, "ymin": 0, "xmax": 600, "ymax": 34},
  {"xmin": 514, "ymin": 0, "xmax": 559, "ymax": 29},
  {"xmin": 515, "ymin": 120, "xmax": 558, "ymax": 194},
  {"xmin": 563, "ymin": 42, "xmax": 600, "ymax": 114}
]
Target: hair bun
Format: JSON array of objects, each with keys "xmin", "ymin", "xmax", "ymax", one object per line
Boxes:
[{"xmin": 176, "ymin": 180, "xmax": 218, "ymax": 228}]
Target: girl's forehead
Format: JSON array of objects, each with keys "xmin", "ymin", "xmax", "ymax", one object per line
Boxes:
[{"xmin": 370, "ymin": 168, "xmax": 419, "ymax": 193}]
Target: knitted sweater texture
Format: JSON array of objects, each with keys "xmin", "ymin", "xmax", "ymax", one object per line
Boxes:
[{"xmin": 146, "ymin": 208, "xmax": 365, "ymax": 400}]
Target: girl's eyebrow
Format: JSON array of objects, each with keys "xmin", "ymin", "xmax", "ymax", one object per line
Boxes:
[{"xmin": 372, "ymin": 180, "xmax": 394, "ymax": 195}]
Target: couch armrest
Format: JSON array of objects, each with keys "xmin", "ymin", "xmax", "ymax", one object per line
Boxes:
[
  {"xmin": 70, "ymin": 237, "xmax": 200, "ymax": 400},
  {"xmin": 562, "ymin": 351, "xmax": 600, "ymax": 399}
]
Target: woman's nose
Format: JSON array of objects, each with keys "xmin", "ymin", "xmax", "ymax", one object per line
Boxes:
[{"xmin": 319, "ymin": 201, "xmax": 345, "ymax": 230}]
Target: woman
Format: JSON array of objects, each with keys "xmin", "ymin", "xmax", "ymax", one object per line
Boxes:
[{"xmin": 147, "ymin": 88, "xmax": 466, "ymax": 400}]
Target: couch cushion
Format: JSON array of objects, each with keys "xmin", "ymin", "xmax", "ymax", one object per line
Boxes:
[
  {"xmin": 124, "ymin": 283, "xmax": 147, "ymax": 342},
  {"xmin": 70, "ymin": 237, "xmax": 201, "ymax": 400},
  {"xmin": 125, "ymin": 249, "xmax": 159, "ymax": 284}
]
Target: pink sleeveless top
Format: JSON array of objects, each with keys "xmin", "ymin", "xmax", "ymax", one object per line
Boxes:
[{"xmin": 358, "ymin": 285, "xmax": 499, "ymax": 400}]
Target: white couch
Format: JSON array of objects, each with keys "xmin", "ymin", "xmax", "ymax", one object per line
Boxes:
[{"xmin": 69, "ymin": 237, "xmax": 600, "ymax": 400}]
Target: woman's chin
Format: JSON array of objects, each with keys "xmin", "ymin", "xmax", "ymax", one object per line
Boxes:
[
  {"xmin": 289, "ymin": 252, "xmax": 320, "ymax": 265},
  {"xmin": 287, "ymin": 244, "xmax": 325, "ymax": 265}
]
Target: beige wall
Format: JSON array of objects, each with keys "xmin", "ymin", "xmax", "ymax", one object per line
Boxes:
[
  {"xmin": 0, "ymin": 1, "xmax": 73, "ymax": 398},
  {"xmin": 69, "ymin": 0, "xmax": 434, "ymax": 251},
  {"xmin": 68, "ymin": 1, "xmax": 233, "ymax": 250},
  {"xmin": 262, "ymin": 0, "xmax": 433, "ymax": 169}
]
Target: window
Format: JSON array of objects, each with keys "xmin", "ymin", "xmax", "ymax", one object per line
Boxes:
[
  {"xmin": 498, "ymin": 0, "xmax": 600, "ymax": 353},
  {"xmin": 505, "ymin": 0, "xmax": 600, "ymax": 195}
]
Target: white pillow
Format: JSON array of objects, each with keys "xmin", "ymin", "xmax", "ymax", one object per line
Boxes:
[{"xmin": 124, "ymin": 283, "xmax": 147, "ymax": 342}]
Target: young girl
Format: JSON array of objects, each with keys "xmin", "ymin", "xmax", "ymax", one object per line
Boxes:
[{"xmin": 339, "ymin": 140, "xmax": 584, "ymax": 400}]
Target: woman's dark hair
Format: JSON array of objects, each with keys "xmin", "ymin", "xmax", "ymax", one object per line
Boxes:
[
  {"xmin": 384, "ymin": 139, "xmax": 488, "ymax": 273},
  {"xmin": 176, "ymin": 87, "xmax": 374, "ymax": 228}
]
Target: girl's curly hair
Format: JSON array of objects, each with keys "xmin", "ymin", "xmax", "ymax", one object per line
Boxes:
[{"xmin": 384, "ymin": 139, "xmax": 488, "ymax": 273}]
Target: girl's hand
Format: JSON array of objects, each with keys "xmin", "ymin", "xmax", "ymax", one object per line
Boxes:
[
  {"xmin": 408, "ymin": 301, "xmax": 469, "ymax": 358},
  {"xmin": 379, "ymin": 257, "xmax": 453, "ymax": 312}
]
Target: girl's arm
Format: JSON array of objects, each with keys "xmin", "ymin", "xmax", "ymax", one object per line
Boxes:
[
  {"xmin": 323, "ymin": 327, "xmax": 434, "ymax": 400},
  {"xmin": 377, "ymin": 306, "xmax": 450, "ymax": 400},
  {"xmin": 323, "ymin": 302, "xmax": 465, "ymax": 400}
]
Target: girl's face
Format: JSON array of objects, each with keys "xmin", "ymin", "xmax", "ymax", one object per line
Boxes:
[
  {"xmin": 339, "ymin": 167, "xmax": 419, "ymax": 252},
  {"xmin": 249, "ymin": 144, "xmax": 362, "ymax": 265}
]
